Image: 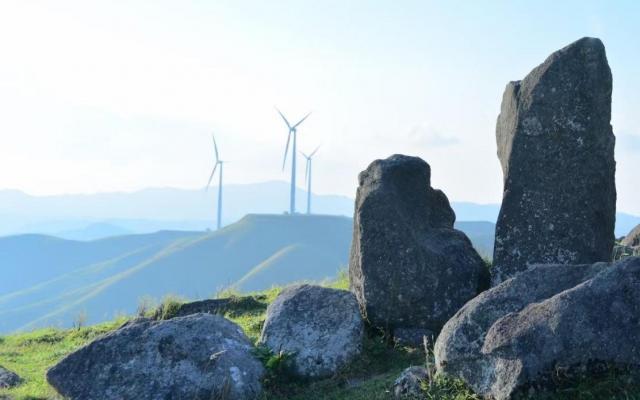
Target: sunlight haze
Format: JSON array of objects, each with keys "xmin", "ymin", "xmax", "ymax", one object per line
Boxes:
[{"xmin": 1, "ymin": 1, "xmax": 638, "ymax": 213}]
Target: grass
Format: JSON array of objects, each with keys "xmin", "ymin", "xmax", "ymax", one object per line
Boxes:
[
  {"xmin": 2, "ymin": 271, "xmax": 640, "ymax": 399},
  {"xmin": 0, "ymin": 317, "xmax": 128, "ymax": 399}
]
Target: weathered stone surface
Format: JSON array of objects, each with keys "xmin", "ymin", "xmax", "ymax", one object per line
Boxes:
[
  {"xmin": 435, "ymin": 257, "xmax": 640, "ymax": 400},
  {"xmin": 47, "ymin": 314, "xmax": 264, "ymax": 400},
  {"xmin": 259, "ymin": 284, "xmax": 363, "ymax": 379},
  {"xmin": 493, "ymin": 37, "xmax": 616, "ymax": 285},
  {"xmin": 393, "ymin": 366, "xmax": 429, "ymax": 398},
  {"xmin": 622, "ymin": 224, "xmax": 640, "ymax": 248},
  {"xmin": 349, "ymin": 154, "xmax": 487, "ymax": 334},
  {"xmin": 0, "ymin": 365, "xmax": 21, "ymax": 389},
  {"xmin": 393, "ymin": 327, "xmax": 434, "ymax": 347}
]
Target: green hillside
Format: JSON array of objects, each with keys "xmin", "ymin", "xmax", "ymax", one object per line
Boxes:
[{"xmin": 0, "ymin": 214, "xmax": 352, "ymax": 334}]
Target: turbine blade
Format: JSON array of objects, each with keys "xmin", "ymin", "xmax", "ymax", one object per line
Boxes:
[
  {"xmin": 212, "ymin": 133, "xmax": 220, "ymax": 162},
  {"xmin": 310, "ymin": 145, "xmax": 321, "ymax": 157},
  {"xmin": 275, "ymin": 107, "xmax": 292, "ymax": 129},
  {"xmin": 282, "ymin": 132, "xmax": 291, "ymax": 170},
  {"xmin": 300, "ymin": 151, "xmax": 309, "ymax": 159},
  {"xmin": 206, "ymin": 163, "xmax": 219, "ymax": 190},
  {"xmin": 292, "ymin": 111, "xmax": 311, "ymax": 129}
]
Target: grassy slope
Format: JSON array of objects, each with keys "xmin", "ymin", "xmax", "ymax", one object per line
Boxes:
[{"xmin": 3, "ymin": 273, "xmax": 640, "ymax": 400}]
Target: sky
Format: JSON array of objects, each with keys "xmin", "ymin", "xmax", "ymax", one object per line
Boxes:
[{"xmin": 0, "ymin": 1, "xmax": 639, "ymax": 214}]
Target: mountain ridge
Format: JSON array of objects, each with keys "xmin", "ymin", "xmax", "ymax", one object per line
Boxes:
[{"xmin": 2, "ymin": 182, "xmax": 637, "ymax": 239}]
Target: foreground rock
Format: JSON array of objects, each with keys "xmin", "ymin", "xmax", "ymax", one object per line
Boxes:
[
  {"xmin": 393, "ymin": 366, "xmax": 429, "ymax": 398},
  {"xmin": 259, "ymin": 284, "xmax": 363, "ymax": 379},
  {"xmin": 47, "ymin": 314, "xmax": 264, "ymax": 400},
  {"xmin": 0, "ymin": 366, "xmax": 21, "ymax": 388},
  {"xmin": 493, "ymin": 37, "xmax": 616, "ymax": 285},
  {"xmin": 349, "ymin": 154, "xmax": 487, "ymax": 336},
  {"xmin": 435, "ymin": 257, "xmax": 640, "ymax": 400}
]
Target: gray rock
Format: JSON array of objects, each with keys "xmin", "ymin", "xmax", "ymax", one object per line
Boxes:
[
  {"xmin": 393, "ymin": 366, "xmax": 429, "ymax": 398},
  {"xmin": 259, "ymin": 284, "xmax": 363, "ymax": 379},
  {"xmin": 0, "ymin": 366, "xmax": 21, "ymax": 389},
  {"xmin": 393, "ymin": 327, "xmax": 434, "ymax": 348},
  {"xmin": 622, "ymin": 224, "xmax": 640, "ymax": 248},
  {"xmin": 493, "ymin": 37, "xmax": 616, "ymax": 285},
  {"xmin": 435, "ymin": 257, "xmax": 640, "ymax": 400},
  {"xmin": 46, "ymin": 313, "xmax": 264, "ymax": 400},
  {"xmin": 349, "ymin": 154, "xmax": 488, "ymax": 334}
]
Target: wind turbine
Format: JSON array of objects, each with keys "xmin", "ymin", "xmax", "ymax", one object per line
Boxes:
[
  {"xmin": 301, "ymin": 145, "xmax": 320, "ymax": 215},
  {"xmin": 276, "ymin": 108, "xmax": 311, "ymax": 214},
  {"xmin": 206, "ymin": 133, "xmax": 224, "ymax": 230}
]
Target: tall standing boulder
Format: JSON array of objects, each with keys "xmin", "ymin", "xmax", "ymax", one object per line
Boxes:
[
  {"xmin": 493, "ymin": 37, "xmax": 616, "ymax": 285},
  {"xmin": 349, "ymin": 154, "xmax": 487, "ymax": 338}
]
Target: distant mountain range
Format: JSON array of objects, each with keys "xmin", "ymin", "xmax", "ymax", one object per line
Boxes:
[
  {"xmin": 1, "ymin": 182, "xmax": 637, "ymax": 239},
  {"xmin": 0, "ymin": 214, "xmax": 496, "ymax": 334}
]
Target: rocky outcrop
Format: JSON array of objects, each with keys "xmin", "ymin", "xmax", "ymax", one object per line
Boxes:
[
  {"xmin": 259, "ymin": 284, "xmax": 363, "ymax": 379},
  {"xmin": 0, "ymin": 366, "xmax": 21, "ymax": 389},
  {"xmin": 47, "ymin": 314, "xmax": 264, "ymax": 400},
  {"xmin": 434, "ymin": 257, "xmax": 640, "ymax": 400},
  {"xmin": 493, "ymin": 37, "xmax": 616, "ymax": 285},
  {"xmin": 349, "ymin": 154, "xmax": 487, "ymax": 336}
]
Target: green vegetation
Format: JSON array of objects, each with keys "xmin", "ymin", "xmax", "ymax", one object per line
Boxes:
[
  {"xmin": 0, "ymin": 317, "xmax": 128, "ymax": 399},
  {"xmin": 3, "ymin": 271, "xmax": 640, "ymax": 399}
]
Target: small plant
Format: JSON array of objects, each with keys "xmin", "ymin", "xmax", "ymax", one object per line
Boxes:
[
  {"xmin": 252, "ymin": 345, "xmax": 296, "ymax": 389},
  {"xmin": 215, "ymin": 286, "xmax": 242, "ymax": 299},
  {"xmin": 422, "ymin": 374, "xmax": 481, "ymax": 400},
  {"xmin": 72, "ymin": 310, "xmax": 88, "ymax": 331},
  {"xmin": 423, "ymin": 335, "xmax": 435, "ymax": 387},
  {"xmin": 154, "ymin": 294, "xmax": 186, "ymax": 320},
  {"xmin": 136, "ymin": 296, "xmax": 157, "ymax": 318}
]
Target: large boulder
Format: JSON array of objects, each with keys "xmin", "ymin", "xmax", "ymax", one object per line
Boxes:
[
  {"xmin": 493, "ymin": 37, "xmax": 616, "ymax": 285},
  {"xmin": 46, "ymin": 314, "xmax": 264, "ymax": 400},
  {"xmin": 259, "ymin": 284, "xmax": 363, "ymax": 379},
  {"xmin": 435, "ymin": 257, "xmax": 640, "ymax": 400},
  {"xmin": 349, "ymin": 154, "xmax": 487, "ymax": 336},
  {"xmin": 0, "ymin": 366, "xmax": 21, "ymax": 389}
]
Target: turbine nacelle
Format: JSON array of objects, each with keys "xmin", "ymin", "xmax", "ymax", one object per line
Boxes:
[
  {"xmin": 276, "ymin": 108, "xmax": 312, "ymax": 170},
  {"xmin": 300, "ymin": 145, "xmax": 320, "ymax": 183}
]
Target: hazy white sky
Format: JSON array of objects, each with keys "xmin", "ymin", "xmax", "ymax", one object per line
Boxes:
[{"xmin": 1, "ymin": 1, "xmax": 639, "ymax": 213}]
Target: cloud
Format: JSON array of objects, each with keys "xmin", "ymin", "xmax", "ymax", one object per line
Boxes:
[{"xmin": 407, "ymin": 124, "xmax": 460, "ymax": 147}]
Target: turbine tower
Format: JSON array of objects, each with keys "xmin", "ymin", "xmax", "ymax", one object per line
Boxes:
[
  {"xmin": 276, "ymin": 108, "xmax": 311, "ymax": 214},
  {"xmin": 301, "ymin": 146, "xmax": 320, "ymax": 215},
  {"xmin": 206, "ymin": 133, "xmax": 224, "ymax": 230}
]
